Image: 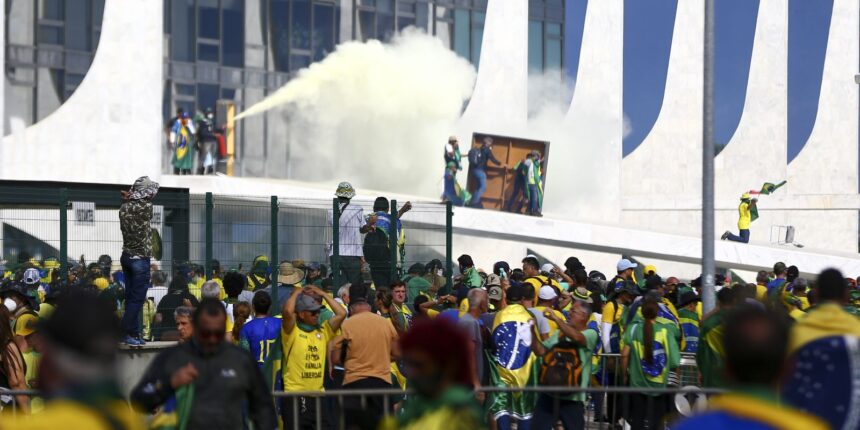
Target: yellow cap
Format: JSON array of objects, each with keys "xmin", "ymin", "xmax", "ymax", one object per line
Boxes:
[
  {"xmin": 741, "ymin": 193, "xmax": 751, "ymax": 200},
  {"xmin": 15, "ymin": 313, "xmax": 38, "ymax": 337},
  {"xmin": 643, "ymin": 264, "xmax": 658, "ymax": 276},
  {"xmin": 93, "ymin": 277, "xmax": 109, "ymax": 291}
]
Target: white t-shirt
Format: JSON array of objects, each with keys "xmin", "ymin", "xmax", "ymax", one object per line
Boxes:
[
  {"xmin": 528, "ymin": 307, "xmax": 551, "ymax": 336},
  {"xmin": 327, "ymin": 203, "xmax": 365, "ymax": 257}
]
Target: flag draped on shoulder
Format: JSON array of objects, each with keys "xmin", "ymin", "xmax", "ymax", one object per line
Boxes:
[
  {"xmin": 149, "ymin": 385, "xmax": 195, "ymax": 430},
  {"xmin": 487, "ymin": 304, "xmax": 537, "ymax": 421}
]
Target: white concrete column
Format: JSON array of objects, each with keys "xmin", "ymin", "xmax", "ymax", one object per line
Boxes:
[
  {"xmin": 0, "ymin": 0, "xmax": 163, "ymax": 184},
  {"xmin": 456, "ymin": 0, "xmax": 528, "ymax": 135},
  {"xmin": 714, "ymin": 0, "xmax": 787, "ymax": 242},
  {"xmin": 620, "ymin": 0, "xmax": 704, "ymax": 234},
  {"xmin": 784, "ymin": 0, "xmax": 859, "ymax": 252},
  {"xmin": 545, "ymin": 0, "xmax": 624, "ymax": 223}
]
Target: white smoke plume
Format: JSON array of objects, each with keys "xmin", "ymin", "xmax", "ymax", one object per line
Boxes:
[{"xmin": 236, "ymin": 29, "xmax": 477, "ymax": 197}]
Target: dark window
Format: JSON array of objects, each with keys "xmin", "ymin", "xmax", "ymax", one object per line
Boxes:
[
  {"xmin": 528, "ymin": 20, "xmax": 543, "ymax": 73},
  {"xmin": 171, "ymin": 0, "xmax": 195, "ymax": 62},
  {"xmin": 313, "ymin": 3, "xmax": 335, "ymax": 61},
  {"xmin": 222, "ymin": 0, "xmax": 244, "ymax": 67},
  {"xmin": 471, "ymin": 11, "xmax": 484, "ymax": 66},
  {"xmin": 177, "ymin": 83, "xmax": 196, "ymax": 95},
  {"xmin": 397, "ymin": 16, "xmax": 414, "ymax": 31},
  {"xmin": 358, "ymin": 9, "xmax": 375, "ymax": 41},
  {"xmin": 198, "ymin": 43, "xmax": 220, "ymax": 62},
  {"xmin": 65, "ymin": 0, "xmax": 90, "ymax": 51},
  {"xmin": 292, "ymin": 0, "xmax": 311, "ymax": 49},
  {"xmin": 42, "ymin": 0, "xmax": 65, "ymax": 20},
  {"xmin": 270, "ymin": 0, "xmax": 290, "ymax": 72},
  {"xmin": 198, "ymin": 0, "xmax": 220, "ymax": 39},
  {"xmin": 452, "ymin": 9, "xmax": 469, "ymax": 59},
  {"xmin": 197, "ymin": 83, "xmax": 220, "ymax": 111},
  {"xmin": 290, "ymin": 54, "xmax": 310, "ymax": 71},
  {"xmin": 221, "ymin": 87, "xmax": 236, "ymax": 99},
  {"xmin": 39, "ymin": 26, "xmax": 65, "ymax": 45}
]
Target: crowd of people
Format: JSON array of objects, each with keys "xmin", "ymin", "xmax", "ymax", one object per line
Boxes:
[
  {"xmin": 1, "ymin": 177, "xmax": 860, "ymax": 430},
  {"xmin": 443, "ymin": 136, "xmax": 544, "ymax": 216},
  {"xmin": 165, "ymin": 107, "xmax": 225, "ymax": 175}
]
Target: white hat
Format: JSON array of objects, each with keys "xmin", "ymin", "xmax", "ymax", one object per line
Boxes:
[
  {"xmin": 617, "ymin": 259, "xmax": 637, "ymax": 272},
  {"xmin": 540, "ymin": 263, "xmax": 555, "ymax": 274},
  {"xmin": 538, "ymin": 285, "xmax": 558, "ymax": 300},
  {"xmin": 22, "ymin": 268, "xmax": 41, "ymax": 285}
]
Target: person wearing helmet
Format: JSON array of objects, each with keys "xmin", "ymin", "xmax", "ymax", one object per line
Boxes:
[
  {"xmin": 196, "ymin": 107, "xmax": 219, "ymax": 175},
  {"xmin": 327, "ymin": 182, "xmax": 375, "ymax": 285},
  {"xmin": 169, "ymin": 111, "xmax": 196, "ymax": 175},
  {"xmin": 721, "ymin": 193, "xmax": 757, "ymax": 243}
]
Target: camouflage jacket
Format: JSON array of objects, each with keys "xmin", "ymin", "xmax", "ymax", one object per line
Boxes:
[{"xmin": 120, "ymin": 199, "xmax": 153, "ymax": 258}]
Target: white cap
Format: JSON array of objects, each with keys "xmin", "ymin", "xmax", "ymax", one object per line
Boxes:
[
  {"xmin": 22, "ymin": 268, "xmax": 41, "ymax": 285},
  {"xmin": 538, "ymin": 285, "xmax": 558, "ymax": 300},
  {"xmin": 540, "ymin": 263, "xmax": 555, "ymax": 274},
  {"xmin": 617, "ymin": 259, "xmax": 637, "ymax": 272}
]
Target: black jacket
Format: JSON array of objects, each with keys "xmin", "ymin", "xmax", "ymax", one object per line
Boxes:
[{"xmin": 131, "ymin": 339, "xmax": 276, "ymax": 430}]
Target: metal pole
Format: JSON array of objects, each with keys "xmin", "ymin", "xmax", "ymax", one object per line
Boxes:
[
  {"xmin": 59, "ymin": 188, "xmax": 68, "ymax": 280},
  {"xmin": 389, "ymin": 200, "xmax": 398, "ymax": 283},
  {"xmin": 445, "ymin": 201, "xmax": 453, "ymax": 293},
  {"xmin": 271, "ymin": 196, "xmax": 279, "ymax": 312},
  {"xmin": 332, "ymin": 198, "xmax": 341, "ymax": 287},
  {"xmin": 205, "ymin": 192, "xmax": 214, "ymax": 281},
  {"xmin": 702, "ymin": 0, "xmax": 716, "ymax": 313}
]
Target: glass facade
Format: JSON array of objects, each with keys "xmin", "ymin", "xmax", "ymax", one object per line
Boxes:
[{"xmin": 5, "ymin": 0, "xmax": 565, "ymax": 177}]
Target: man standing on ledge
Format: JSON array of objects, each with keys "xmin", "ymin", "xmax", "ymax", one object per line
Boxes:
[
  {"xmin": 328, "ymin": 182, "xmax": 376, "ymax": 285},
  {"xmin": 721, "ymin": 193, "xmax": 756, "ymax": 243},
  {"xmin": 467, "ymin": 137, "xmax": 506, "ymax": 208},
  {"xmin": 119, "ymin": 176, "xmax": 159, "ymax": 347}
]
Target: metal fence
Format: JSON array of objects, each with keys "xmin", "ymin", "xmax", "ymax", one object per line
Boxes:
[{"xmin": 1, "ymin": 183, "xmax": 453, "ymax": 339}]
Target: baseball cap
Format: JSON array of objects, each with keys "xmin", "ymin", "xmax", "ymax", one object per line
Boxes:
[
  {"xmin": 538, "ymin": 285, "xmax": 558, "ymax": 300},
  {"xmin": 295, "ymin": 294, "xmax": 322, "ymax": 313},
  {"xmin": 15, "ymin": 313, "xmax": 38, "ymax": 337},
  {"xmin": 617, "ymin": 259, "xmax": 637, "ymax": 272},
  {"xmin": 643, "ymin": 264, "xmax": 658, "ymax": 276},
  {"xmin": 540, "ymin": 263, "xmax": 555, "ymax": 274},
  {"xmin": 22, "ymin": 268, "xmax": 41, "ymax": 285},
  {"xmin": 485, "ymin": 274, "xmax": 501, "ymax": 288},
  {"xmin": 488, "ymin": 286, "xmax": 504, "ymax": 301}
]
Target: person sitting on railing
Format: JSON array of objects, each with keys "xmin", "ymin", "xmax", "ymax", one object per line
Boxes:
[{"xmin": 673, "ymin": 306, "xmax": 828, "ymax": 430}]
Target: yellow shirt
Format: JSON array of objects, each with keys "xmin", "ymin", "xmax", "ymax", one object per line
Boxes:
[
  {"xmin": 755, "ymin": 284, "xmax": 768, "ymax": 302},
  {"xmin": 523, "ymin": 275, "xmax": 561, "ymax": 300},
  {"xmin": 282, "ymin": 322, "xmax": 336, "ymax": 391},
  {"xmin": 3, "ymin": 399, "xmax": 144, "ymax": 430},
  {"xmin": 737, "ymin": 202, "xmax": 751, "ymax": 230},
  {"xmin": 533, "ymin": 306, "xmax": 565, "ymax": 335}
]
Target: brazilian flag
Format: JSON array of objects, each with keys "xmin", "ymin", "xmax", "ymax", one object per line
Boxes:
[
  {"xmin": 757, "ymin": 180, "xmax": 787, "ymax": 195},
  {"xmin": 149, "ymin": 385, "xmax": 194, "ymax": 430},
  {"xmin": 486, "ymin": 304, "xmax": 538, "ymax": 422}
]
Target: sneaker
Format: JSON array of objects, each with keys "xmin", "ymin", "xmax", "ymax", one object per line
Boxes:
[
  {"xmin": 136, "ymin": 337, "xmax": 147, "ymax": 347},
  {"xmin": 720, "ymin": 231, "xmax": 730, "ymax": 240},
  {"xmin": 123, "ymin": 336, "xmax": 143, "ymax": 348}
]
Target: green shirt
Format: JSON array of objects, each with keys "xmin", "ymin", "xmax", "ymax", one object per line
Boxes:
[
  {"xmin": 623, "ymin": 320, "xmax": 680, "ymax": 395},
  {"xmin": 538, "ymin": 328, "xmax": 598, "ymax": 402},
  {"xmin": 406, "ymin": 276, "xmax": 432, "ymax": 303},
  {"xmin": 697, "ymin": 309, "xmax": 727, "ymax": 388}
]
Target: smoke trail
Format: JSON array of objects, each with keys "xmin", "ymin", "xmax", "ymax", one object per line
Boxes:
[{"xmin": 236, "ymin": 29, "xmax": 477, "ymax": 197}]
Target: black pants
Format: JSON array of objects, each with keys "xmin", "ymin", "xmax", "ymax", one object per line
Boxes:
[
  {"xmin": 532, "ymin": 394, "xmax": 585, "ymax": 430},
  {"xmin": 342, "ymin": 377, "xmax": 392, "ymax": 430},
  {"xmin": 282, "ymin": 395, "xmax": 328, "ymax": 430},
  {"xmin": 369, "ymin": 261, "xmax": 392, "ymax": 290},
  {"xmin": 334, "ymin": 256, "xmax": 363, "ymax": 286},
  {"xmin": 626, "ymin": 393, "xmax": 670, "ymax": 430}
]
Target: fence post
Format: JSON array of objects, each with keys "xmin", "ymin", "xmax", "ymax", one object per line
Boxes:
[
  {"xmin": 205, "ymin": 192, "xmax": 213, "ymax": 280},
  {"xmin": 59, "ymin": 188, "xmax": 68, "ymax": 280},
  {"xmin": 445, "ymin": 201, "xmax": 453, "ymax": 292},
  {"xmin": 389, "ymin": 200, "xmax": 398, "ymax": 283},
  {"xmin": 270, "ymin": 195, "xmax": 279, "ymax": 311},
  {"xmin": 332, "ymin": 198, "xmax": 341, "ymax": 287}
]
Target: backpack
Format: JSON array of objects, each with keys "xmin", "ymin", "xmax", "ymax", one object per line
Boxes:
[
  {"xmin": 539, "ymin": 341, "xmax": 583, "ymax": 387},
  {"xmin": 363, "ymin": 227, "xmax": 390, "ymax": 264}
]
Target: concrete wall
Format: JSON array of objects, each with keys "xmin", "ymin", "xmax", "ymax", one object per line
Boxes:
[{"xmin": 0, "ymin": 0, "xmax": 163, "ymax": 185}]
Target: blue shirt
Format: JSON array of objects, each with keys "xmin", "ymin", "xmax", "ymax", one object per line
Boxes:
[
  {"xmin": 373, "ymin": 212, "xmax": 402, "ymax": 238},
  {"xmin": 239, "ymin": 316, "xmax": 281, "ymax": 368}
]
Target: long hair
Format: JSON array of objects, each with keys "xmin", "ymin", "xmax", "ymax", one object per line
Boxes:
[
  {"xmin": 232, "ymin": 302, "xmax": 252, "ymax": 342},
  {"xmin": 0, "ymin": 305, "xmax": 24, "ymax": 378},
  {"xmin": 641, "ymin": 296, "xmax": 660, "ymax": 365}
]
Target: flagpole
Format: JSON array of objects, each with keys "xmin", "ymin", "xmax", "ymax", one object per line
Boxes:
[{"xmin": 702, "ymin": 0, "xmax": 717, "ymax": 314}]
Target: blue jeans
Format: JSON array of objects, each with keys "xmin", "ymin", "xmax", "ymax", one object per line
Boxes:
[
  {"xmin": 471, "ymin": 169, "xmax": 487, "ymax": 207},
  {"xmin": 527, "ymin": 184, "xmax": 540, "ymax": 214},
  {"xmin": 443, "ymin": 178, "xmax": 465, "ymax": 206},
  {"xmin": 120, "ymin": 251, "xmax": 151, "ymax": 338},
  {"xmin": 505, "ymin": 179, "xmax": 525, "ymax": 213},
  {"xmin": 726, "ymin": 229, "xmax": 750, "ymax": 243}
]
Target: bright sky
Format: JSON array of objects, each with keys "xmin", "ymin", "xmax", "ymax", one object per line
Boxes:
[{"xmin": 564, "ymin": 0, "xmax": 836, "ymax": 161}]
